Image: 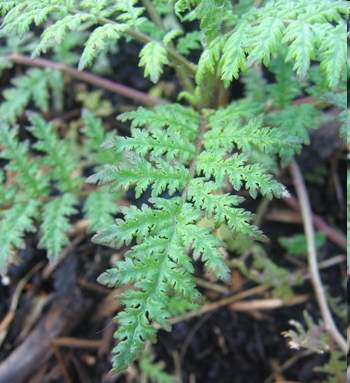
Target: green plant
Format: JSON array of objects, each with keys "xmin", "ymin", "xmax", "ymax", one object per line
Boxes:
[
  {"xmin": 140, "ymin": 350, "xmax": 176, "ymax": 383},
  {"xmin": 0, "ymin": 0, "xmax": 348, "ymax": 374},
  {"xmin": 315, "ymin": 350, "xmax": 346, "ymax": 383},
  {"xmin": 282, "ymin": 311, "xmax": 330, "ymax": 354},
  {"xmin": 0, "ymin": 107, "xmax": 120, "ymax": 270}
]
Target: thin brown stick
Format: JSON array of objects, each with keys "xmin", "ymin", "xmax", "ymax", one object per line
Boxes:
[
  {"xmin": 195, "ymin": 277, "xmax": 230, "ymax": 295},
  {"xmin": 51, "ymin": 337, "xmax": 103, "ymax": 349},
  {"xmin": 8, "ymin": 53, "xmax": 166, "ymax": 106},
  {"xmin": 292, "ymin": 96, "xmax": 315, "ymax": 106},
  {"xmin": 230, "ymin": 295, "xmax": 308, "ymax": 312},
  {"xmin": 0, "ymin": 289, "xmax": 92, "ymax": 383},
  {"xmin": 283, "ymin": 194, "xmax": 346, "ymax": 250},
  {"xmin": 0, "ymin": 263, "xmax": 43, "ymax": 345},
  {"xmin": 51, "ymin": 343, "xmax": 72, "ymax": 383},
  {"xmin": 158, "ymin": 285, "xmax": 270, "ymax": 327},
  {"xmin": 290, "ymin": 160, "xmax": 347, "ymax": 353}
]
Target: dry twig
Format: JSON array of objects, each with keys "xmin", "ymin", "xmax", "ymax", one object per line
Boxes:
[
  {"xmin": 290, "ymin": 160, "xmax": 347, "ymax": 353},
  {"xmin": 8, "ymin": 53, "xmax": 166, "ymax": 106}
]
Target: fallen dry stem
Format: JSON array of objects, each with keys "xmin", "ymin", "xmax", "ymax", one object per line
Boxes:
[
  {"xmin": 290, "ymin": 160, "xmax": 347, "ymax": 353},
  {"xmin": 8, "ymin": 53, "xmax": 166, "ymax": 106},
  {"xmin": 51, "ymin": 337, "xmax": 103, "ymax": 349},
  {"xmin": 230, "ymin": 295, "xmax": 308, "ymax": 312}
]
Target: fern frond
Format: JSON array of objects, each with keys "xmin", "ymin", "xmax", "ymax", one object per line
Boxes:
[
  {"xmin": 267, "ymin": 56, "xmax": 302, "ymax": 108},
  {"xmin": 181, "ymin": 223, "xmax": 229, "ymax": 280},
  {"xmin": 84, "ymin": 189, "xmax": 119, "ymax": 233},
  {"xmin": 283, "ymin": 19, "xmax": 315, "ymax": 79},
  {"xmin": 92, "ymin": 95, "xmax": 289, "ymax": 371},
  {"xmin": 187, "ymin": 178, "xmax": 259, "ymax": 237},
  {"xmin": 242, "ymin": 67, "xmax": 267, "ymax": 103},
  {"xmin": 0, "ymin": 170, "xmax": 16, "ymax": 205},
  {"xmin": 39, "ymin": 193, "xmax": 77, "ymax": 261},
  {"xmin": 177, "ymin": 31, "xmax": 202, "ymax": 55},
  {"xmin": 28, "ymin": 114, "xmax": 81, "ymax": 192},
  {"xmin": 34, "ymin": 14, "xmax": 95, "ymax": 57},
  {"xmin": 220, "ymin": 21, "xmax": 248, "ymax": 82},
  {"xmin": 266, "ymin": 103, "xmax": 320, "ymax": 165},
  {"xmin": 139, "ymin": 41, "xmax": 169, "ymax": 83},
  {"xmin": 322, "ymin": 91, "xmax": 348, "ymax": 141},
  {"xmin": 93, "ymin": 198, "xmax": 183, "ymax": 248},
  {"xmin": 114, "ymin": 0, "xmax": 146, "ymax": 25},
  {"xmin": 205, "ymin": 102, "xmax": 287, "ymax": 156},
  {"xmin": 318, "ymin": 23, "xmax": 347, "ymax": 89},
  {"xmin": 268, "ymin": 104, "xmax": 319, "ymax": 146},
  {"xmin": 119, "ymin": 104, "xmax": 199, "ymax": 140},
  {"xmin": 247, "ymin": 16, "xmax": 284, "ymax": 66},
  {"xmin": 140, "ymin": 351, "xmax": 176, "ymax": 383},
  {"xmin": 315, "ymin": 351, "xmax": 346, "ymax": 383},
  {"xmin": 115, "ymin": 127, "xmax": 196, "ymax": 163},
  {"xmin": 163, "ymin": 29, "xmax": 183, "ymax": 46},
  {"xmin": 0, "ymin": 200, "xmax": 38, "ymax": 273},
  {"xmin": 219, "ymin": 0, "xmax": 348, "ymax": 86},
  {"xmin": 175, "ymin": 0, "xmax": 232, "ymax": 41},
  {"xmin": 114, "ymin": 157, "xmax": 191, "ymax": 198},
  {"xmin": 81, "ymin": 110, "xmax": 120, "ymax": 165},
  {"xmin": 96, "ymin": 197, "xmax": 203, "ymax": 371},
  {"xmin": 79, "ymin": 23, "xmax": 127, "ymax": 70},
  {"xmin": 195, "ymin": 36, "xmax": 223, "ymax": 84},
  {"xmin": 1, "ymin": 110, "xmax": 123, "ymax": 271},
  {"xmin": 0, "ymin": 0, "xmax": 69, "ymax": 36},
  {"xmin": 0, "ymin": 68, "xmax": 63, "ymax": 123},
  {"xmin": 197, "ymin": 151, "xmax": 286, "ymax": 199},
  {"xmin": 0, "ymin": 124, "xmax": 48, "ymax": 197}
]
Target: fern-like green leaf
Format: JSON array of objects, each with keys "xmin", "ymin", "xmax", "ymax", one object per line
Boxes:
[
  {"xmin": 81, "ymin": 110, "xmax": 120, "ymax": 165},
  {"xmin": 318, "ymin": 23, "xmax": 347, "ymax": 89},
  {"xmin": 196, "ymin": 36, "xmax": 223, "ymax": 84},
  {"xmin": 0, "ymin": 0, "xmax": 67, "ymax": 36},
  {"xmin": 197, "ymin": 151, "xmax": 286, "ymax": 199},
  {"xmin": 114, "ymin": 127, "xmax": 196, "ymax": 163},
  {"xmin": 96, "ymin": 198, "xmax": 202, "ymax": 371},
  {"xmin": 92, "ymin": 97, "xmax": 289, "ymax": 371},
  {"xmin": 220, "ymin": 21, "xmax": 248, "ymax": 82},
  {"xmin": 0, "ymin": 124, "xmax": 48, "ymax": 197},
  {"xmin": 140, "ymin": 351, "xmax": 176, "ymax": 383},
  {"xmin": 267, "ymin": 56, "xmax": 302, "ymax": 108},
  {"xmin": 34, "ymin": 14, "xmax": 95, "ymax": 56},
  {"xmin": 114, "ymin": 157, "xmax": 191, "ymax": 198},
  {"xmin": 177, "ymin": 31, "xmax": 202, "ymax": 55},
  {"xmin": 0, "ymin": 200, "xmax": 38, "ymax": 273},
  {"xmin": 119, "ymin": 104, "xmax": 199, "ymax": 140},
  {"xmin": 283, "ymin": 20, "xmax": 315, "ymax": 79},
  {"xmin": 84, "ymin": 189, "xmax": 119, "ymax": 233},
  {"xmin": 0, "ymin": 68, "xmax": 63, "ymax": 123},
  {"xmin": 79, "ymin": 24, "xmax": 126, "ymax": 70},
  {"xmin": 219, "ymin": 0, "xmax": 349, "ymax": 84},
  {"xmin": 139, "ymin": 41, "xmax": 169, "ymax": 83},
  {"xmin": 28, "ymin": 114, "xmax": 81, "ymax": 192},
  {"xmin": 39, "ymin": 194, "xmax": 77, "ymax": 261}
]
